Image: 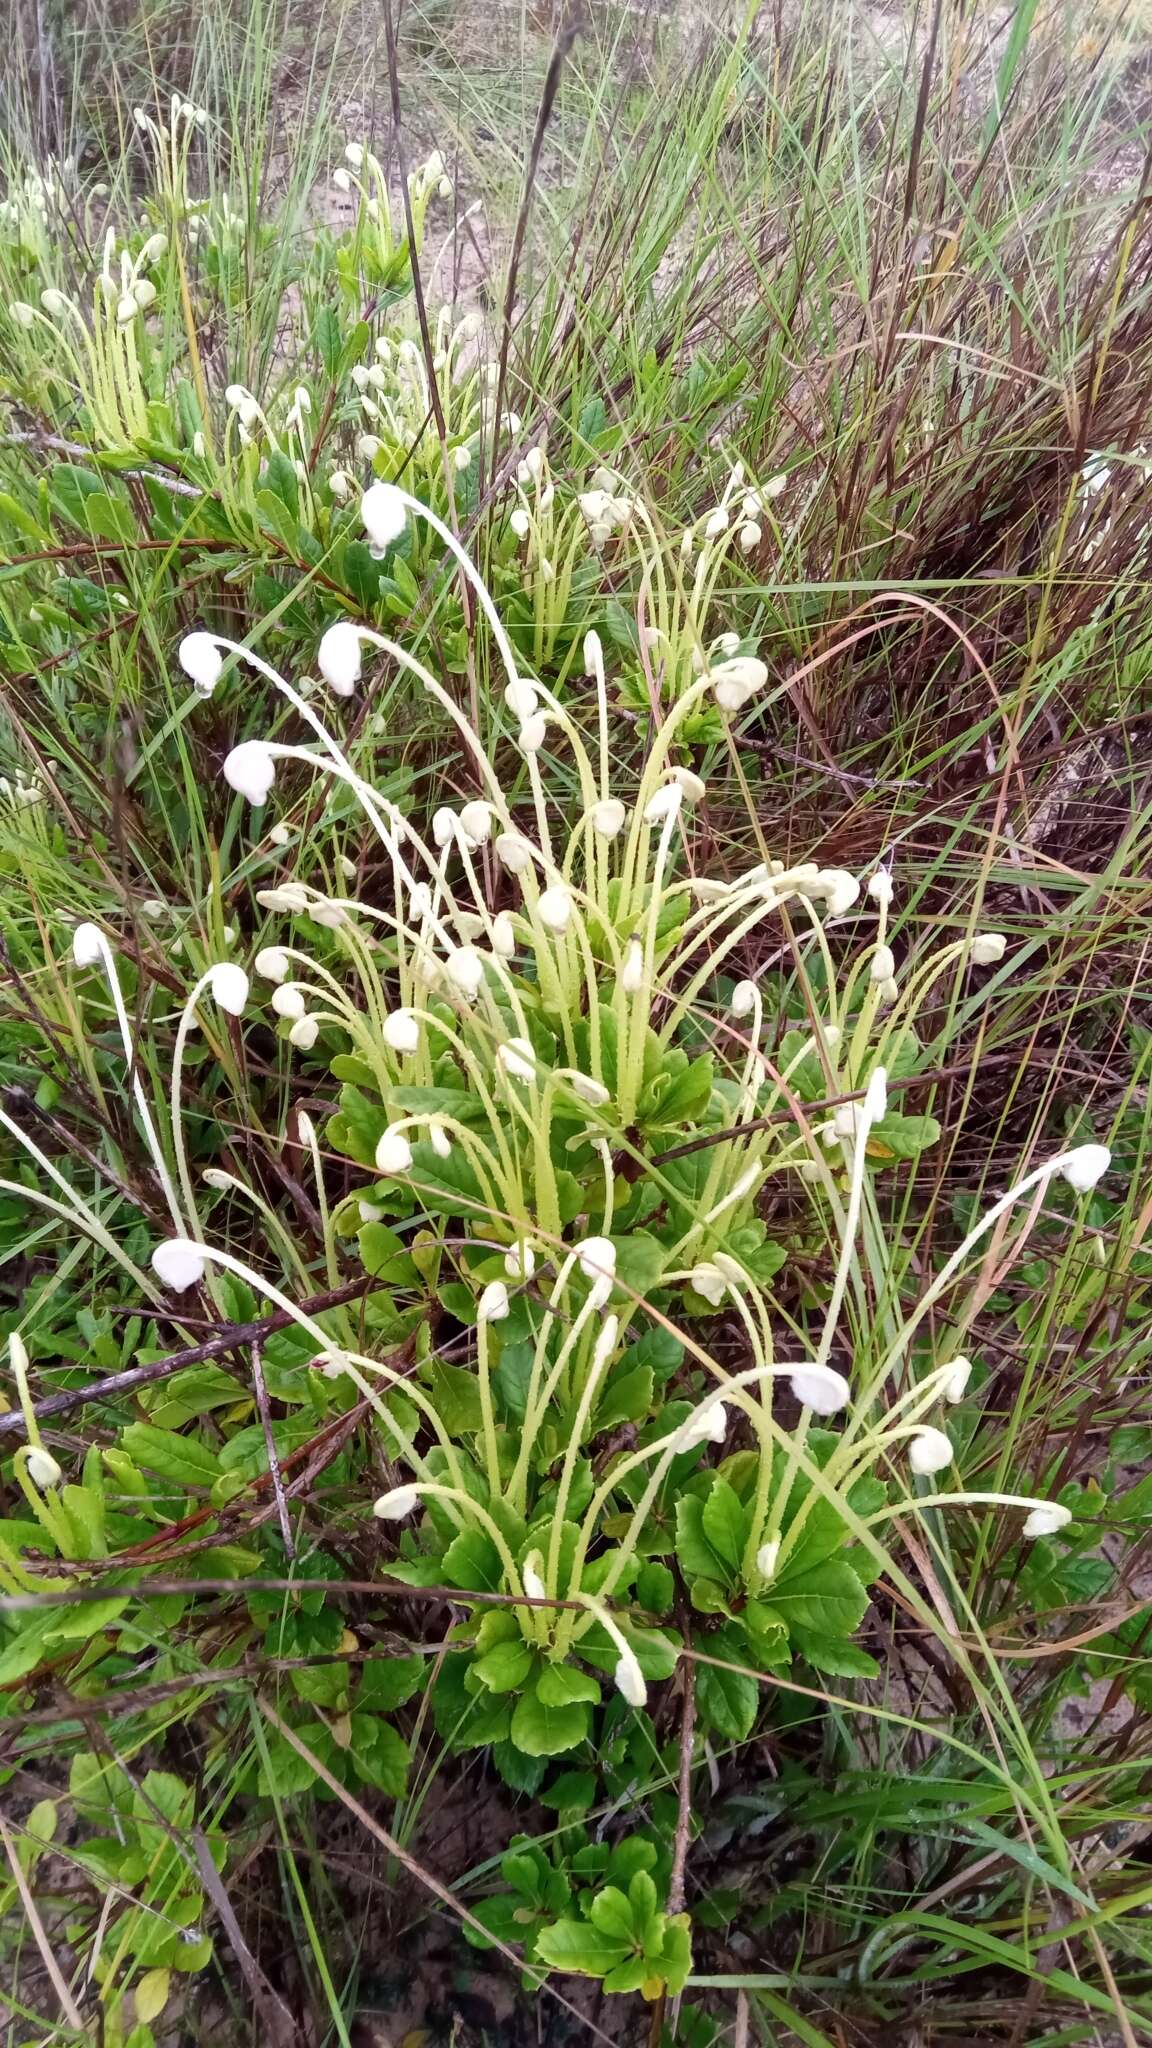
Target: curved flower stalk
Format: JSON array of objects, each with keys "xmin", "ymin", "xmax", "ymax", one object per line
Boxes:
[{"xmin": 8, "ymin": 223, "xmax": 169, "ymax": 449}]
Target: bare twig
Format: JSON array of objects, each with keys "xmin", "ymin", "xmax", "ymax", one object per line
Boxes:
[
  {"xmin": 191, "ymin": 1830, "xmax": 297, "ymax": 2045},
  {"xmin": 0, "ymin": 1811, "xmax": 85, "ymax": 2030},
  {"xmin": 0, "ymin": 1274, "xmax": 384, "ymax": 1435},
  {"xmin": 667, "ymin": 1652, "xmax": 697, "ymax": 1917},
  {"xmin": 249, "ymin": 1340, "xmax": 294, "ymax": 1559}
]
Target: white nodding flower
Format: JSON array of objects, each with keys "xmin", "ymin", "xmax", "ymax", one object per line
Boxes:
[
  {"xmin": 497, "ymin": 1038, "xmax": 537, "ymax": 1084},
  {"xmin": 24, "ymin": 1444, "xmax": 63, "ymax": 1489},
  {"xmin": 491, "ymin": 911, "xmax": 516, "ymax": 959},
  {"xmin": 591, "ymin": 797, "xmax": 627, "ymax": 839},
  {"xmin": 459, "ymin": 800, "xmax": 494, "ymax": 847},
  {"xmin": 644, "ymin": 782, "xmax": 684, "ymax": 825},
  {"xmin": 537, "ymin": 884, "xmax": 573, "ymax": 933},
  {"xmin": 710, "ymin": 655, "xmax": 769, "ymax": 713},
  {"xmin": 429, "ymin": 1120, "xmax": 452, "ymax": 1159},
  {"xmin": 495, "ymin": 831, "xmax": 533, "ymax": 874},
  {"xmin": 329, "ymin": 469, "xmax": 351, "ymax": 499},
  {"xmin": 151, "ymin": 1238, "xmax": 207, "ymax": 1291},
  {"xmin": 359, "ymin": 1200, "xmax": 384, "ymax": 1223},
  {"xmin": 690, "ymin": 1262, "xmax": 728, "ymax": 1306},
  {"xmin": 10, "ymin": 301, "xmax": 37, "ymax": 327},
  {"xmin": 178, "ymin": 631, "xmax": 223, "ymax": 695},
  {"xmin": 478, "ymin": 1279, "xmax": 510, "ymax": 1323},
  {"xmin": 41, "ymin": 289, "xmax": 70, "ymax": 317},
  {"xmin": 318, "ymin": 621, "xmax": 363, "ymax": 697},
  {"xmin": 682, "ymin": 1399, "xmax": 729, "ymax": 1447},
  {"xmin": 267, "ymin": 823, "xmax": 291, "ymax": 848},
  {"xmin": 870, "ymin": 944, "xmax": 895, "ymax": 984},
  {"xmin": 670, "ymin": 766, "xmax": 707, "ymax": 804},
  {"xmin": 504, "ymin": 1240, "xmax": 536, "ymax": 1282},
  {"xmin": 133, "ymin": 277, "xmax": 157, "ymax": 310},
  {"xmin": 432, "ymin": 806, "xmax": 457, "ymax": 849},
  {"xmin": 868, "ymin": 870, "xmax": 894, "ymax": 906},
  {"xmin": 522, "ymin": 1556, "xmax": 547, "ymax": 1603},
  {"xmin": 1060, "ymin": 1143, "xmax": 1110, "ymax": 1194},
  {"xmin": 288, "ymin": 1015, "xmax": 319, "ymax": 1049},
  {"xmin": 756, "ymin": 1537, "xmax": 780, "ymax": 1580},
  {"xmin": 613, "ymin": 1649, "xmax": 648, "ymax": 1709},
  {"xmin": 444, "ymin": 945, "xmax": 485, "ymax": 998},
  {"xmin": 712, "ymin": 1253, "xmax": 747, "ymax": 1287},
  {"xmin": 942, "ymin": 1356, "xmax": 973, "ymax": 1403},
  {"xmin": 739, "ymin": 521, "xmax": 761, "ymax": 551},
  {"xmin": 453, "ymin": 445, "xmax": 472, "ymax": 471},
  {"xmin": 224, "ymin": 741, "xmax": 276, "ymax": 806},
  {"xmin": 373, "ymin": 1485, "xmax": 420, "ymax": 1521},
  {"xmin": 518, "ymin": 713, "xmax": 548, "ymax": 752},
  {"xmin": 254, "ymin": 946, "xmax": 290, "ymax": 983},
  {"xmin": 72, "ymin": 922, "xmax": 104, "ymax": 968},
  {"xmin": 704, "ymin": 507, "xmax": 730, "ymax": 538},
  {"xmin": 271, "ymin": 983, "xmax": 306, "ymax": 1020},
  {"xmin": 877, "ymin": 977, "xmax": 899, "ymax": 1006},
  {"xmin": 578, "ymin": 1236, "xmax": 617, "ymax": 1282},
  {"xmin": 819, "ymin": 869, "xmax": 860, "ymax": 917},
  {"xmin": 358, "ymin": 435, "xmax": 382, "ymax": 460},
  {"xmin": 116, "ymin": 293, "xmax": 139, "ymax": 326},
  {"xmin": 207, "ymin": 962, "xmax": 249, "ymax": 1016},
  {"xmin": 1023, "ymin": 1502, "xmax": 1072, "ymax": 1539},
  {"xmin": 584, "ymin": 630, "xmax": 603, "ymax": 676},
  {"xmin": 333, "ymin": 166, "xmax": 352, "ymax": 192},
  {"xmin": 909, "ymin": 1425, "xmax": 954, "ymax": 1476},
  {"xmin": 383, "ymin": 1009, "xmax": 420, "ymax": 1055},
  {"xmin": 345, "ymin": 141, "xmax": 364, "ymax": 168},
  {"xmin": 202, "ymin": 1167, "xmax": 232, "ymax": 1189},
  {"xmin": 375, "ymin": 1127, "xmax": 413, "ymax": 1175},
  {"xmin": 566, "ymin": 1069, "xmax": 610, "ymax": 1106},
  {"xmin": 338, "ymin": 855, "xmax": 357, "ymax": 881},
  {"xmin": 360, "ymin": 480, "xmax": 408, "ymax": 550},
  {"xmin": 509, "ymin": 507, "xmax": 530, "ymax": 539},
  {"xmin": 789, "ymin": 1366, "xmax": 851, "ymax": 1415},
  {"xmin": 621, "ymin": 938, "xmax": 645, "ymax": 994},
  {"xmin": 504, "ymin": 675, "xmax": 539, "ymax": 720},
  {"xmin": 970, "ymin": 932, "xmax": 1006, "ymax": 966},
  {"xmin": 731, "ymin": 979, "xmax": 758, "ymax": 1018}
]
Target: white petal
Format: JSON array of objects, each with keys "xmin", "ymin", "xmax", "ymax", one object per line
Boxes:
[
  {"xmin": 208, "ymin": 962, "xmax": 249, "ymax": 1016},
  {"xmin": 360, "ymin": 480, "xmax": 408, "ymax": 550},
  {"xmin": 178, "ymin": 631, "xmax": 223, "ymax": 695},
  {"xmin": 151, "ymin": 1238, "xmax": 207, "ymax": 1291}
]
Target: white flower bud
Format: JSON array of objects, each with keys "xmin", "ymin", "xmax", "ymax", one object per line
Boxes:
[
  {"xmin": 208, "ymin": 962, "xmax": 249, "ymax": 1015},
  {"xmin": 709, "ymin": 655, "xmax": 769, "ymax": 713},
  {"xmin": 72, "ymin": 922, "xmax": 104, "ymax": 967},
  {"xmin": 942, "ymin": 1357, "xmax": 972, "ymax": 1403},
  {"xmin": 345, "ymin": 142, "xmax": 364, "ymax": 167},
  {"xmin": 789, "ymin": 1366, "xmax": 851, "ymax": 1415},
  {"xmin": 731, "ymin": 980, "xmax": 758, "ymax": 1017},
  {"xmin": 495, "ymin": 831, "xmax": 534, "ymax": 874},
  {"xmin": 497, "ymin": 1038, "xmax": 536, "ymax": 1083},
  {"xmin": 357, "ymin": 435, "xmax": 382, "ymax": 460},
  {"xmin": 522, "ymin": 1556, "xmax": 547, "ymax": 1603},
  {"xmin": 870, "ymin": 944, "xmax": 895, "ymax": 984},
  {"xmin": 504, "ymin": 675, "xmax": 539, "ymax": 720},
  {"xmin": 591, "ymin": 797, "xmax": 626, "ymax": 838},
  {"xmin": 565, "ymin": 1069, "xmax": 609, "ymax": 1106},
  {"xmin": 537, "ymin": 884, "xmax": 573, "ymax": 933},
  {"xmin": 151, "ymin": 1238, "xmax": 207, "ymax": 1291},
  {"xmin": 620, "ymin": 938, "xmax": 644, "ymax": 994},
  {"xmin": 518, "ymin": 713, "xmax": 548, "ymax": 752},
  {"xmin": 288, "ymin": 1014, "xmax": 319, "ymax": 1050},
  {"xmin": 459, "ymin": 800, "xmax": 494, "ymax": 847},
  {"xmin": 756, "ymin": 1538, "xmax": 780, "ymax": 1580},
  {"xmin": 373, "ymin": 1484, "xmax": 419, "ymax": 1520},
  {"xmin": 1022, "ymin": 1502, "xmax": 1072, "ymax": 1539},
  {"xmin": 877, "ymin": 977, "xmax": 899, "ymax": 1006},
  {"xmin": 453, "ymin": 444, "xmax": 472, "ymax": 471},
  {"xmin": 644, "ymin": 782, "xmax": 684, "ymax": 825},
  {"xmin": 478, "ymin": 1280, "xmax": 510, "ymax": 1322},
  {"xmin": 429, "ymin": 1120, "xmax": 452, "ymax": 1159},
  {"xmin": 360, "ymin": 480, "xmax": 408, "ymax": 550},
  {"xmin": 679, "ymin": 1399, "xmax": 729, "ymax": 1448},
  {"xmin": 738, "ymin": 521, "xmax": 761, "ymax": 551},
  {"xmin": 132, "ymin": 277, "xmax": 157, "ymax": 310},
  {"xmin": 867, "ymin": 870, "xmax": 893, "ymax": 906},
  {"xmin": 704, "ymin": 507, "xmax": 729, "ymax": 538},
  {"xmin": 491, "ymin": 911, "xmax": 516, "ymax": 958},
  {"xmin": 257, "ymin": 882, "xmax": 311, "ymax": 911},
  {"xmin": 24, "ymin": 1445, "xmax": 63, "ymax": 1489},
  {"xmin": 1059, "ymin": 1143, "xmax": 1110, "ymax": 1193},
  {"xmin": 690, "ymin": 1262, "xmax": 727, "ymax": 1306},
  {"xmin": 375, "ymin": 1127, "xmax": 413, "ymax": 1174},
  {"xmin": 909, "ymin": 1426, "xmax": 953, "ymax": 1476},
  {"xmin": 444, "ymin": 945, "xmax": 485, "ymax": 998},
  {"xmin": 116, "ymin": 293, "xmax": 139, "ymax": 326},
  {"xmin": 504, "ymin": 1239, "xmax": 536, "ymax": 1281},
  {"xmin": 383, "ymin": 1009, "xmax": 420, "ymax": 1054},
  {"xmin": 178, "ymin": 631, "xmax": 223, "ymax": 696},
  {"xmin": 613, "ymin": 1649, "xmax": 647, "ymax": 1708},
  {"xmin": 819, "ymin": 869, "xmax": 860, "ymax": 917},
  {"xmin": 670, "ymin": 767, "xmax": 707, "ymax": 804},
  {"xmin": 41, "ymin": 289, "xmax": 70, "ymax": 317},
  {"xmin": 578, "ymin": 1236, "xmax": 616, "ymax": 1282},
  {"xmin": 328, "ymin": 469, "xmax": 351, "ymax": 499},
  {"xmin": 509, "ymin": 506, "xmax": 530, "ymax": 538},
  {"xmin": 271, "ymin": 983, "xmax": 307, "ymax": 1019},
  {"xmin": 224, "ymin": 740, "xmax": 276, "ymax": 806},
  {"xmin": 10, "ymin": 301, "xmax": 36, "ymax": 327},
  {"xmin": 970, "ymin": 932, "xmax": 1007, "ymax": 966},
  {"xmin": 318, "ymin": 621, "xmax": 363, "ymax": 696}
]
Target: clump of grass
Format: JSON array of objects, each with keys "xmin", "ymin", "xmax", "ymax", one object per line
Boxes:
[{"xmin": 1, "ymin": 2, "xmax": 1151, "ymax": 2043}]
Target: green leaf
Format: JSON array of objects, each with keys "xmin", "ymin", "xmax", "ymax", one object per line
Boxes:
[
  {"xmin": 675, "ymin": 1494, "xmax": 734, "ymax": 1587},
  {"xmin": 419, "ymin": 1358, "xmax": 482, "ymax": 1435},
  {"xmin": 357, "ymin": 1222, "xmax": 415, "ymax": 1281},
  {"xmin": 357, "ymin": 1654, "xmax": 425, "ymax": 1713},
  {"xmin": 869, "ymin": 1111, "xmax": 941, "ymax": 1161},
  {"xmin": 792, "ymin": 1633, "xmax": 879, "ymax": 1679},
  {"xmin": 441, "ymin": 1526, "xmax": 502, "ymax": 1593},
  {"xmin": 589, "ymin": 1883, "xmax": 636, "ymax": 1943},
  {"xmin": 474, "ymin": 1639, "xmax": 535, "ymax": 1693},
  {"xmin": 694, "ymin": 1628, "xmax": 759, "ymax": 1741},
  {"xmin": 593, "ymin": 1363, "xmax": 653, "ymax": 1431},
  {"xmin": 540, "ymin": 1769, "xmax": 597, "ymax": 1811},
  {"xmin": 535, "ymin": 1662, "xmax": 601, "ymax": 1707},
  {"xmin": 313, "ymin": 303, "xmax": 343, "ymax": 376},
  {"xmin": 535, "ymin": 1917, "xmax": 628, "ymax": 1978},
  {"xmin": 700, "ymin": 1476, "xmax": 749, "ymax": 1574},
  {"xmin": 509, "ymin": 1693, "xmax": 590, "ymax": 1757},
  {"xmin": 118, "ymin": 1424, "xmax": 220, "ymax": 1487},
  {"xmin": 764, "ymin": 1559, "xmax": 869, "ymax": 1638},
  {"xmin": 346, "ymin": 1713, "xmax": 411, "ymax": 1794}
]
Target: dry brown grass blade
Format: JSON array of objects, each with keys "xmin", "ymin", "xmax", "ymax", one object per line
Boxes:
[
  {"xmin": 255, "ymin": 1697, "xmax": 620, "ymax": 2045},
  {"xmin": 0, "ymin": 1809, "xmax": 85, "ymax": 2032}
]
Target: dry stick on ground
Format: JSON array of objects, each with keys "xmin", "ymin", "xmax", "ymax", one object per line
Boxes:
[
  {"xmin": 256, "ymin": 1699, "xmax": 621, "ymax": 2048},
  {"xmin": 191, "ymin": 1829, "xmax": 297, "ymax": 2047},
  {"xmin": 0, "ymin": 1273, "xmax": 385, "ymax": 1435},
  {"xmin": 0, "ymin": 1810, "xmax": 85, "ymax": 2031}
]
